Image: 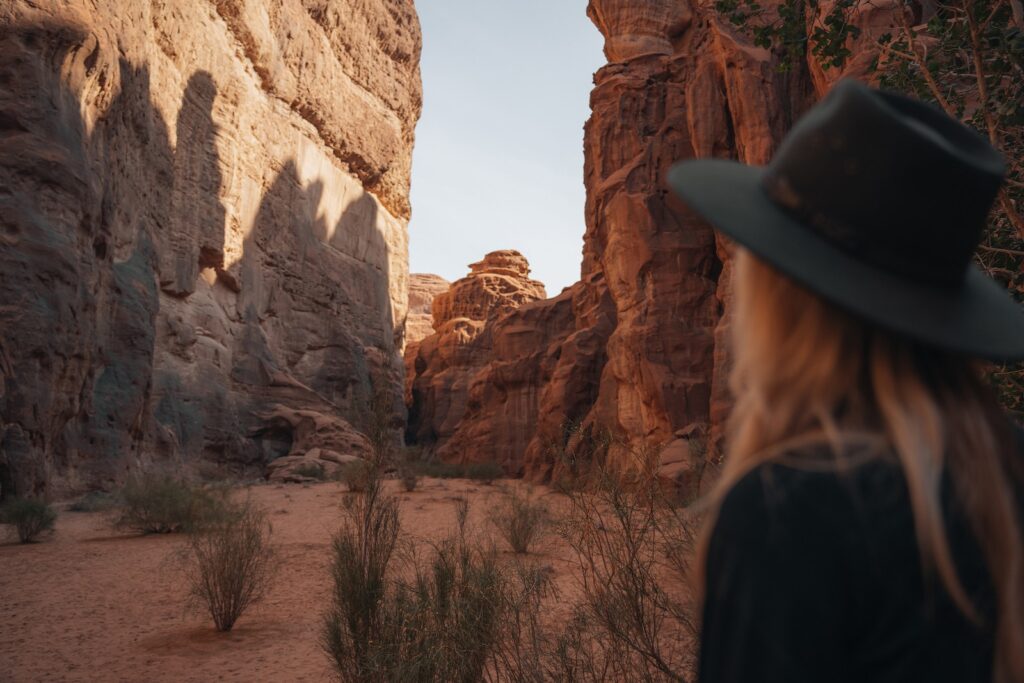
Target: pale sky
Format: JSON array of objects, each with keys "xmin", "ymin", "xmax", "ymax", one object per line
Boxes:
[{"xmin": 408, "ymin": 1, "xmax": 606, "ymax": 295}]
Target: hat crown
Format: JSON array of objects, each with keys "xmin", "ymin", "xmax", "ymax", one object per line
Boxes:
[{"xmin": 761, "ymin": 79, "xmax": 1005, "ymax": 287}]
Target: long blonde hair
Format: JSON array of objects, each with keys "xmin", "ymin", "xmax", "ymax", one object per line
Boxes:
[{"xmin": 704, "ymin": 248, "xmax": 1024, "ymax": 682}]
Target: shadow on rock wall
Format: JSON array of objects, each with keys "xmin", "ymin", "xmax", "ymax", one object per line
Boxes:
[{"xmin": 0, "ymin": 17, "xmax": 397, "ymax": 497}]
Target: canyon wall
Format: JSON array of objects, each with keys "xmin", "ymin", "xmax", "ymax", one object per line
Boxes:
[
  {"xmin": 407, "ymin": 0, "xmax": 883, "ymax": 491},
  {"xmin": 406, "ymin": 251, "xmax": 547, "ymax": 456},
  {"xmin": 0, "ymin": 0, "xmax": 421, "ymax": 497}
]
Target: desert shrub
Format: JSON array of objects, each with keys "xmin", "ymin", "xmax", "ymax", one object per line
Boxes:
[
  {"xmin": 399, "ymin": 469, "xmax": 420, "ymax": 492},
  {"xmin": 115, "ymin": 474, "xmax": 226, "ymax": 534},
  {"xmin": 337, "ymin": 460, "xmax": 377, "ymax": 493},
  {"xmin": 68, "ymin": 490, "xmax": 118, "ymax": 513},
  {"xmin": 183, "ymin": 498, "xmax": 277, "ymax": 631},
  {"xmin": 321, "ymin": 470, "xmax": 403, "ymax": 679},
  {"xmin": 465, "ymin": 462, "xmax": 504, "ymax": 485},
  {"xmin": 321, "ymin": 478, "xmax": 550, "ymax": 681},
  {"xmin": 555, "ymin": 462, "xmax": 701, "ymax": 681},
  {"xmin": 293, "ymin": 462, "xmax": 327, "ymax": 480},
  {"xmin": 1, "ymin": 498, "xmax": 57, "ymax": 543},
  {"xmin": 488, "ymin": 487, "xmax": 549, "ymax": 554}
]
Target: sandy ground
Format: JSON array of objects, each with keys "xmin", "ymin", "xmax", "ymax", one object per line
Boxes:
[{"xmin": 0, "ymin": 479, "xmax": 578, "ymax": 683}]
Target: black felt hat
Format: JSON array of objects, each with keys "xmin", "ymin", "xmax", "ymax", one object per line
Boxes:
[{"xmin": 668, "ymin": 79, "xmax": 1024, "ymax": 361}]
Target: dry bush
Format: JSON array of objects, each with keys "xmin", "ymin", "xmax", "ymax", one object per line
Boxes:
[
  {"xmin": 183, "ymin": 498, "xmax": 277, "ymax": 632},
  {"xmin": 1, "ymin": 498, "xmax": 57, "ymax": 543},
  {"xmin": 321, "ymin": 469, "xmax": 401, "ymax": 678},
  {"xmin": 337, "ymin": 460, "xmax": 377, "ymax": 492},
  {"xmin": 488, "ymin": 486, "xmax": 550, "ymax": 554},
  {"xmin": 555, "ymin": 461, "xmax": 701, "ymax": 681},
  {"xmin": 115, "ymin": 473, "xmax": 225, "ymax": 534},
  {"xmin": 321, "ymin": 473, "xmax": 551, "ymax": 682}
]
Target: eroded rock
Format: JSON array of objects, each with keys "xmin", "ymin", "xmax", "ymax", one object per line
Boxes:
[{"xmin": 0, "ymin": 0, "xmax": 421, "ymax": 497}]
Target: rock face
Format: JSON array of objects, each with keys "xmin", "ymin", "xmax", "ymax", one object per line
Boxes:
[
  {"xmin": 407, "ymin": 0, "xmax": 879, "ymax": 491},
  {"xmin": 0, "ymin": 0, "xmax": 421, "ymax": 497},
  {"xmin": 405, "ymin": 251, "xmax": 546, "ymax": 452},
  {"xmin": 405, "ymin": 274, "xmax": 450, "ymax": 347}
]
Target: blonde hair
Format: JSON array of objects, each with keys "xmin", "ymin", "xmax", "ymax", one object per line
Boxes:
[{"xmin": 703, "ymin": 248, "xmax": 1024, "ymax": 682}]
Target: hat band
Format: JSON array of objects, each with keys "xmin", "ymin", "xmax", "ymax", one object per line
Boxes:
[{"xmin": 759, "ymin": 172, "xmax": 965, "ymax": 289}]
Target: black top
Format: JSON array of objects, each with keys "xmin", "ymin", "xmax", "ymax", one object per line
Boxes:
[{"xmin": 698, "ymin": 448, "xmax": 1011, "ymax": 683}]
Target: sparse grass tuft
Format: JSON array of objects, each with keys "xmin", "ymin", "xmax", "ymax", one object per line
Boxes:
[
  {"xmin": 1, "ymin": 498, "xmax": 57, "ymax": 543},
  {"xmin": 183, "ymin": 498, "xmax": 278, "ymax": 632},
  {"xmin": 488, "ymin": 487, "xmax": 549, "ymax": 554},
  {"xmin": 115, "ymin": 473, "xmax": 227, "ymax": 534}
]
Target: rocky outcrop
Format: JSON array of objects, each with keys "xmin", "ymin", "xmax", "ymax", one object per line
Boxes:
[
  {"xmin": 0, "ymin": 0, "xmax": 421, "ymax": 498},
  {"xmin": 407, "ymin": 0, "xmax": 888, "ymax": 493},
  {"xmin": 405, "ymin": 251, "xmax": 546, "ymax": 451},
  {"xmin": 402, "ymin": 273, "xmax": 449, "ymax": 405},
  {"xmin": 405, "ymin": 273, "xmax": 450, "ymax": 347}
]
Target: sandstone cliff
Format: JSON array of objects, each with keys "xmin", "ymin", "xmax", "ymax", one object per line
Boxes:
[
  {"xmin": 0, "ymin": 0, "xmax": 421, "ymax": 496},
  {"xmin": 407, "ymin": 0, "xmax": 882, "ymax": 492},
  {"xmin": 405, "ymin": 251, "xmax": 547, "ymax": 454},
  {"xmin": 405, "ymin": 273, "xmax": 451, "ymax": 347}
]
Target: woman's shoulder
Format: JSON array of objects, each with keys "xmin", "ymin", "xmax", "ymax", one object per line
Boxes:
[{"xmin": 713, "ymin": 450, "xmax": 909, "ymax": 551}]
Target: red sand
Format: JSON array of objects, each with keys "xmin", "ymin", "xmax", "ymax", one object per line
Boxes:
[{"xmin": 0, "ymin": 479, "xmax": 577, "ymax": 682}]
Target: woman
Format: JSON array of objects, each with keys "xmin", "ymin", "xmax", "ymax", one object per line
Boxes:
[{"xmin": 668, "ymin": 79, "xmax": 1024, "ymax": 682}]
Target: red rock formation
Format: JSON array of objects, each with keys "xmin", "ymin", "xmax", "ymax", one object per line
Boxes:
[
  {"xmin": 403, "ymin": 273, "xmax": 449, "ymax": 405},
  {"xmin": 405, "ymin": 274, "xmax": 450, "ymax": 347},
  {"xmin": 0, "ymin": 0, "xmax": 421, "ymax": 497},
  {"xmin": 405, "ymin": 251, "xmax": 546, "ymax": 450},
  {"xmin": 408, "ymin": 0, "xmax": 889, "ymax": 493}
]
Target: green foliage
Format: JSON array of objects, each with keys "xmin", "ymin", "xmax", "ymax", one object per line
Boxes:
[
  {"xmin": 716, "ymin": 0, "xmax": 1024, "ymax": 420},
  {"xmin": 115, "ymin": 474, "xmax": 228, "ymax": 534},
  {"xmin": 1, "ymin": 498, "xmax": 57, "ymax": 543},
  {"xmin": 183, "ymin": 498, "xmax": 278, "ymax": 632},
  {"xmin": 488, "ymin": 487, "xmax": 550, "ymax": 554}
]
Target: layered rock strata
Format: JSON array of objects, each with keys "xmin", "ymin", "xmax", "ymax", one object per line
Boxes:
[
  {"xmin": 405, "ymin": 251, "xmax": 547, "ymax": 453},
  {"xmin": 408, "ymin": 0, "xmax": 884, "ymax": 492},
  {"xmin": 0, "ymin": 0, "xmax": 421, "ymax": 496}
]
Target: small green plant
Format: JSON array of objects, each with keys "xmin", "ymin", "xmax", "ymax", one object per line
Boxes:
[
  {"xmin": 68, "ymin": 491, "xmax": 118, "ymax": 513},
  {"xmin": 293, "ymin": 462, "xmax": 327, "ymax": 480},
  {"xmin": 488, "ymin": 487, "xmax": 550, "ymax": 554},
  {"xmin": 1, "ymin": 498, "xmax": 57, "ymax": 543},
  {"xmin": 115, "ymin": 473, "xmax": 226, "ymax": 534},
  {"xmin": 183, "ymin": 498, "xmax": 278, "ymax": 632},
  {"xmin": 465, "ymin": 462, "xmax": 503, "ymax": 485}
]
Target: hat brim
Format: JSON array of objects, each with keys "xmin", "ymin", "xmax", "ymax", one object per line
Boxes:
[{"xmin": 667, "ymin": 159, "xmax": 1024, "ymax": 362}]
